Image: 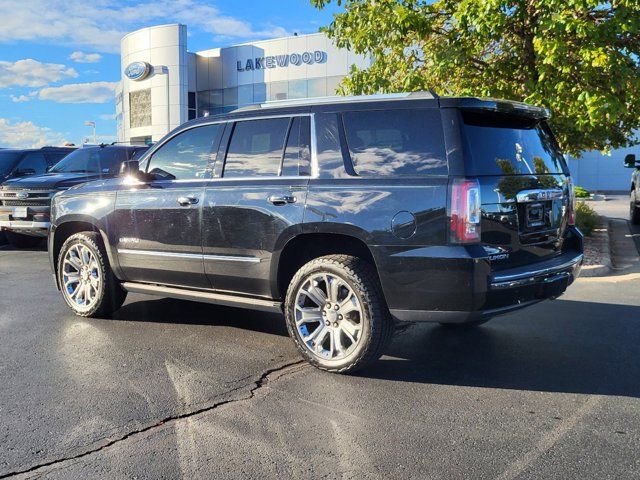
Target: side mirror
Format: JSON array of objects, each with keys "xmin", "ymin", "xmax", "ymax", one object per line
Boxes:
[
  {"xmin": 624, "ymin": 154, "xmax": 638, "ymax": 168},
  {"xmin": 120, "ymin": 159, "xmax": 140, "ymax": 176}
]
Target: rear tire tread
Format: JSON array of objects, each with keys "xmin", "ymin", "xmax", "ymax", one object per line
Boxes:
[{"xmin": 285, "ymin": 254, "xmax": 394, "ymax": 374}]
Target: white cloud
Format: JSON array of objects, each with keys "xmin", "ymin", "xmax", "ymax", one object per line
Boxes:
[
  {"xmin": 99, "ymin": 113, "xmax": 116, "ymax": 121},
  {"xmin": 10, "ymin": 94, "xmax": 32, "ymax": 103},
  {"xmin": 0, "ymin": 59, "xmax": 77, "ymax": 88},
  {"xmin": 70, "ymin": 51, "xmax": 102, "ymax": 63},
  {"xmin": 38, "ymin": 81, "xmax": 118, "ymax": 104},
  {"xmin": 0, "ymin": 1, "xmax": 291, "ymax": 53},
  {"xmin": 0, "ymin": 118, "xmax": 67, "ymax": 148}
]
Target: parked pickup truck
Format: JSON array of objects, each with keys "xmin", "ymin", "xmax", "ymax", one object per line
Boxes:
[
  {"xmin": 0, "ymin": 145, "xmax": 147, "ymax": 247},
  {"xmin": 48, "ymin": 93, "xmax": 583, "ymax": 373}
]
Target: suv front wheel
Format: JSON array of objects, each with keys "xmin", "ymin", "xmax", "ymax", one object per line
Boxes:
[
  {"xmin": 285, "ymin": 255, "xmax": 394, "ymax": 373},
  {"xmin": 57, "ymin": 231, "xmax": 127, "ymax": 317}
]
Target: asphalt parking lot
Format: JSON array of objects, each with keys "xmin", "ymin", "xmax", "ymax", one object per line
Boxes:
[{"xmin": 1, "ymin": 243, "xmax": 640, "ymax": 478}]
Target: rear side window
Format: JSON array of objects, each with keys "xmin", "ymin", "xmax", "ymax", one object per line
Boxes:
[
  {"xmin": 148, "ymin": 124, "xmax": 221, "ymax": 180},
  {"xmin": 281, "ymin": 116, "xmax": 311, "ymax": 177},
  {"xmin": 461, "ymin": 111, "xmax": 567, "ymax": 176},
  {"xmin": 342, "ymin": 109, "xmax": 447, "ymax": 176},
  {"xmin": 223, "ymin": 118, "xmax": 289, "ymax": 178}
]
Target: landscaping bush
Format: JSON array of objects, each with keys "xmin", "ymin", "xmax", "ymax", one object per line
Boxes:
[
  {"xmin": 574, "ymin": 186, "xmax": 591, "ymax": 199},
  {"xmin": 575, "ymin": 201, "xmax": 598, "ymax": 236}
]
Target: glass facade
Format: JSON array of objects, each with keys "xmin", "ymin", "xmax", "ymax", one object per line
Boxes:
[{"xmin": 196, "ymin": 76, "xmax": 344, "ymax": 118}]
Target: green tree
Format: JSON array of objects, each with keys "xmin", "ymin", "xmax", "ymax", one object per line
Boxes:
[{"xmin": 311, "ymin": 0, "xmax": 640, "ymax": 156}]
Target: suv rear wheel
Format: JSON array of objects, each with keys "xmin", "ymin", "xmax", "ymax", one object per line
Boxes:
[
  {"xmin": 57, "ymin": 231, "xmax": 127, "ymax": 317},
  {"xmin": 631, "ymin": 188, "xmax": 640, "ymax": 225},
  {"xmin": 5, "ymin": 231, "xmax": 42, "ymax": 248},
  {"xmin": 285, "ymin": 255, "xmax": 393, "ymax": 373}
]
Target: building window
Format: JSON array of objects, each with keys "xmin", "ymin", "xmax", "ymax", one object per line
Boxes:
[
  {"xmin": 288, "ymin": 80, "xmax": 308, "ymax": 99},
  {"xmin": 327, "ymin": 76, "xmax": 344, "ymax": 95},
  {"xmin": 223, "ymin": 87, "xmax": 238, "ymax": 107},
  {"xmin": 269, "ymin": 81, "xmax": 288, "ymax": 101},
  {"xmin": 307, "ymin": 78, "xmax": 327, "ymax": 98},
  {"xmin": 188, "ymin": 92, "xmax": 196, "ymax": 121},
  {"xmin": 129, "ymin": 89, "xmax": 151, "ymax": 129}
]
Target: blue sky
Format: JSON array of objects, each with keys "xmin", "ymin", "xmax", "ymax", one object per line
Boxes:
[{"xmin": 0, "ymin": 0, "xmax": 341, "ymax": 148}]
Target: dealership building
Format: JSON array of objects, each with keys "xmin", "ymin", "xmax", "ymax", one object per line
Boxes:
[
  {"xmin": 116, "ymin": 24, "xmax": 369, "ymax": 145},
  {"xmin": 116, "ymin": 23, "xmax": 637, "ymax": 191}
]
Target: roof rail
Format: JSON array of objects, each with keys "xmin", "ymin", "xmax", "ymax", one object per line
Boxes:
[{"xmin": 232, "ymin": 91, "xmax": 438, "ymax": 112}]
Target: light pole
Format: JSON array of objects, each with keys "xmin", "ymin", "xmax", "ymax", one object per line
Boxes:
[{"xmin": 84, "ymin": 121, "xmax": 96, "ymax": 144}]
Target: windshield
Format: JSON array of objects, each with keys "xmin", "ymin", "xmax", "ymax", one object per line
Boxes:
[
  {"xmin": 50, "ymin": 147, "xmax": 130, "ymax": 174},
  {"xmin": 461, "ymin": 111, "xmax": 568, "ymax": 176},
  {"xmin": 0, "ymin": 152, "xmax": 21, "ymax": 175}
]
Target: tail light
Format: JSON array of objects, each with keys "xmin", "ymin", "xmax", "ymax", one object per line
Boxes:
[
  {"xmin": 567, "ymin": 177, "xmax": 575, "ymax": 225},
  {"xmin": 450, "ymin": 178, "xmax": 481, "ymax": 243}
]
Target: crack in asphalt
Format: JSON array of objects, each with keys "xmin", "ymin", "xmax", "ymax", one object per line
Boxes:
[{"xmin": 0, "ymin": 360, "xmax": 307, "ymax": 479}]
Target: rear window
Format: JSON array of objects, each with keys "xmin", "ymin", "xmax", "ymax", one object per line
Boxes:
[
  {"xmin": 342, "ymin": 109, "xmax": 447, "ymax": 176},
  {"xmin": 461, "ymin": 111, "xmax": 567, "ymax": 176}
]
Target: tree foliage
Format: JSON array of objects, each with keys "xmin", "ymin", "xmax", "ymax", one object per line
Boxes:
[{"xmin": 311, "ymin": 0, "xmax": 640, "ymax": 156}]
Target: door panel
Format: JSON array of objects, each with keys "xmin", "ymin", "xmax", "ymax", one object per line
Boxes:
[
  {"xmin": 114, "ymin": 181, "xmax": 207, "ymax": 288},
  {"xmin": 202, "ymin": 115, "xmax": 311, "ymax": 298},
  {"xmin": 202, "ymin": 179, "xmax": 307, "ymax": 297},
  {"xmin": 113, "ymin": 123, "xmax": 222, "ymax": 288}
]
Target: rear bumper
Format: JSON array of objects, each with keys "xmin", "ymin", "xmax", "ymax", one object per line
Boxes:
[
  {"xmin": 377, "ymin": 227, "xmax": 584, "ymax": 324},
  {"xmin": 389, "ymin": 250, "xmax": 582, "ymax": 323}
]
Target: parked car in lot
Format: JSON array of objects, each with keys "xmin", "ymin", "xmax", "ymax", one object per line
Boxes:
[
  {"xmin": 48, "ymin": 93, "xmax": 583, "ymax": 373},
  {"xmin": 0, "ymin": 146, "xmax": 75, "ymax": 184},
  {"xmin": 625, "ymin": 153, "xmax": 640, "ymax": 224},
  {"xmin": 0, "ymin": 144, "xmax": 148, "ymax": 248}
]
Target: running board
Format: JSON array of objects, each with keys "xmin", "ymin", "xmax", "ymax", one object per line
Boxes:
[{"xmin": 121, "ymin": 282, "xmax": 283, "ymax": 313}]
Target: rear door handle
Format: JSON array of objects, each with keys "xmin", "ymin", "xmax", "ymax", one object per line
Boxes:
[
  {"xmin": 268, "ymin": 194, "xmax": 296, "ymax": 206},
  {"xmin": 177, "ymin": 195, "xmax": 199, "ymax": 206}
]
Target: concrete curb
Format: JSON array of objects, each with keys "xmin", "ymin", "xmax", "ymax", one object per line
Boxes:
[{"xmin": 580, "ymin": 216, "xmax": 612, "ymax": 277}]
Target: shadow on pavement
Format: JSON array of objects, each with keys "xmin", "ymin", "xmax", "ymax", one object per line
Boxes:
[
  {"xmin": 113, "ymin": 295, "xmax": 640, "ymax": 398},
  {"xmin": 114, "ymin": 297, "xmax": 289, "ymax": 337},
  {"xmin": 365, "ymin": 298, "xmax": 640, "ymax": 398}
]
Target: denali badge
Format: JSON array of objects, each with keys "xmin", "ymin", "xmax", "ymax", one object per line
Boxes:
[{"xmin": 119, "ymin": 237, "xmax": 140, "ymax": 244}]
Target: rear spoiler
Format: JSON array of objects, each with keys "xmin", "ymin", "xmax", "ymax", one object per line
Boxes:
[{"xmin": 439, "ymin": 97, "xmax": 550, "ymax": 119}]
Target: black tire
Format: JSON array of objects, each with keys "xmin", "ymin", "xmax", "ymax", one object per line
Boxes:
[
  {"xmin": 631, "ymin": 189, "xmax": 640, "ymax": 225},
  {"xmin": 284, "ymin": 255, "xmax": 394, "ymax": 373},
  {"xmin": 57, "ymin": 231, "xmax": 127, "ymax": 318},
  {"xmin": 439, "ymin": 318, "xmax": 490, "ymax": 328},
  {"xmin": 5, "ymin": 231, "xmax": 42, "ymax": 248}
]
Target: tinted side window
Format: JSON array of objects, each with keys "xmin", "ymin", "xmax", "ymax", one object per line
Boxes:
[
  {"xmin": 17, "ymin": 152, "xmax": 47, "ymax": 175},
  {"xmin": 281, "ymin": 116, "xmax": 311, "ymax": 177},
  {"xmin": 342, "ymin": 109, "xmax": 447, "ymax": 176},
  {"xmin": 224, "ymin": 118, "xmax": 289, "ymax": 178},
  {"xmin": 148, "ymin": 124, "xmax": 221, "ymax": 180}
]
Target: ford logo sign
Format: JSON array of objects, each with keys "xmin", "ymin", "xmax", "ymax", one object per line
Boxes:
[
  {"xmin": 124, "ymin": 61, "xmax": 151, "ymax": 81},
  {"xmin": 16, "ymin": 191, "xmax": 29, "ymax": 200}
]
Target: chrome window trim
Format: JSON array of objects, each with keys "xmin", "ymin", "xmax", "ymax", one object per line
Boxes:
[
  {"xmin": 117, "ymin": 248, "xmax": 261, "ymax": 263},
  {"xmin": 140, "ymin": 113, "xmax": 318, "ymax": 182}
]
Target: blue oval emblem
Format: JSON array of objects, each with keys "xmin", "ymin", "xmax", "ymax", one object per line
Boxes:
[{"xmin": 124, "ymin": 61, "xmax": 151, "ymax": 81}]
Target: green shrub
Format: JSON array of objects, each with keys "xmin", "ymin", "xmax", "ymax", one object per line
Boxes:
[
  {"xmin": 575, "ymin": 201, "xmax": 598, "ymax": 236},
  {"xmin": 574, "ymin": 186, "xmax": 591, "ymax": 198}
]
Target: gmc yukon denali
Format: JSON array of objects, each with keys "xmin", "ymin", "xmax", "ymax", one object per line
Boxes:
[{"xmin": 49, "ymin": 93, "xmax": 583, "ymax": 373}]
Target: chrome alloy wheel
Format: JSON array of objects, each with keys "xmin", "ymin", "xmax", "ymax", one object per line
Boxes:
[
  {"xmin": 61, "ymin": 243, "xmax": 101, "ymax": 311},
  {"xmin": 294, "ymin": 273, "xmax": 363, "ymax": 361}
]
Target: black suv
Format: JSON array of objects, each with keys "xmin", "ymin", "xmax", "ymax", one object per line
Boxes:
[
  {"xmin": 1, "ymin": 145, "xmax": 147, "ymax": 247},
  {"xmin": 48, "ymin": 93, "xmax": 583, "ymax": 373},
  {"xmin": 0, "ymin": 146, "xmax": 75, "ymax": 183}
]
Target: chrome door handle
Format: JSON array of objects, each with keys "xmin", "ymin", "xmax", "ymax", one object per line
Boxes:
[
  {"xmin": 268, "ymin": 194, "xmax": 296, "ymax": 206},
  {"xmin": 177, "ymin": 196, "xmax": 199, "ymax": 206}
]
